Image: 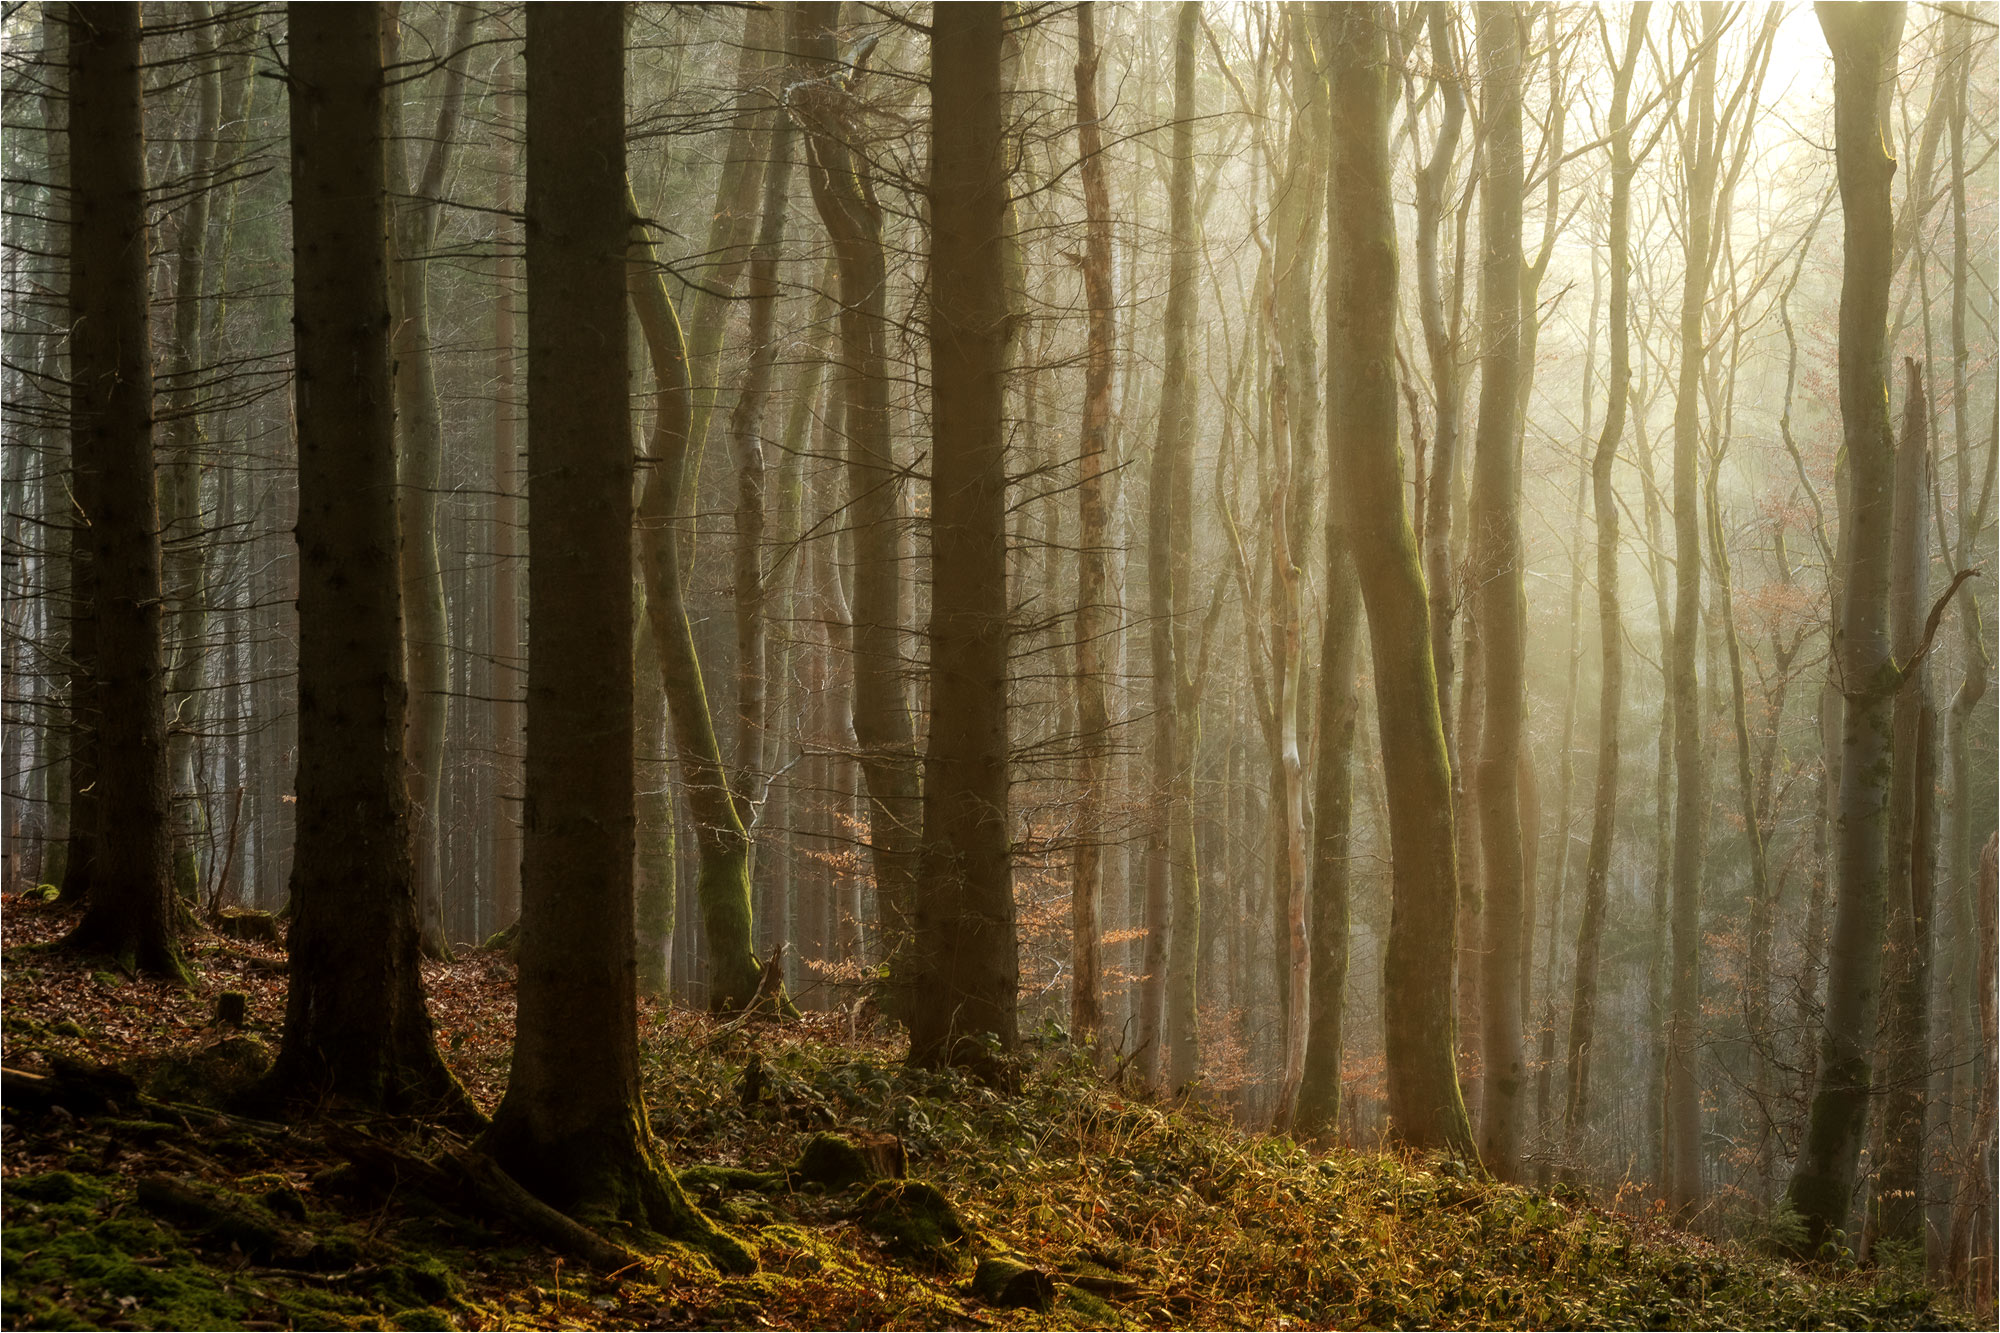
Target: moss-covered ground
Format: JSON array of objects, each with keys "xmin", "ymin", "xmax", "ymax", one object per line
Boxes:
[{"xmin": 1, "ymin": 896, "xmax": 1973, "ymax": 1330}]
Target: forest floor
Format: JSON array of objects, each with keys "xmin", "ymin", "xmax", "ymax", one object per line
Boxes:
[{"xmin": 0, "ymin": 894, "xmax": 1973, "ymax": 1332}]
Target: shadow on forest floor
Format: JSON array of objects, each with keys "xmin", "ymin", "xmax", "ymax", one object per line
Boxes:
[{"xmin": 0, "ymin": 895, "xmax": 1974, "ymax": 1331}]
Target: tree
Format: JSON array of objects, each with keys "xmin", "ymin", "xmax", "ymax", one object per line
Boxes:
[
  {"xmin": 1294, "ymin": 0, "xmax": 1363, "ymax": 1146},
  {"xmin": 1565, "ymin": 0, "xmax": 1649, "ymax": 1165},
  {"xmin": 265, "ymin": 1, "xmax": 465, "ymax": 1111},
  {"xmin": 1788, "ymin": 0, "xmax": 1908, "ymax": 1251},
  {"xmin": 790, "ymin": 2, "xmax": 923, "ymax": 992},
  {"xmin": 1140, "ymin": 0, "xmax": 1204, "ymax": 1092},
  {"xmin": 1068, "ymin": 0, "xmax": 1115, "ymax": 1055},
  {"xmin": 482, "ymin": 9, "xmax": 746, "ymax": 1262},
  {"xmin": 1329, "ymin": 0, "xmax": 1476, "ymax": 1159},
  {"xmin": 388, "ymin": 1, "xmax": 477, "ymax": 958},
  {"xmin": 907, "ymin": 0, "xmax": 1019, "ymax": 1074},
  {"xmin": 56, "ymin": 2, "xmax": 182, "ymax": 979},
  {"xmin": 1471, "ymin": 0, "xmax": 1528, "ymax": 1181}
]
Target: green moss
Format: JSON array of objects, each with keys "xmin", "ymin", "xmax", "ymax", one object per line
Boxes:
[
  {"xmin": 389, "ymin": 1306, "xmax": 457, "ymax": 1331},
  {"xmin": 142, "ymin": 1033, "xmax": 273, "ymax": 1106},
  {"xmin": 857, "ymin": 1180, "xmax": 976, "ymax": 1271},
  {"xmin": 364, "ymin": 1254, "xmax": 460, "ymax": 1308},
  {"xmin": 8, "ymin": 1172, "xmax": 104, "ymax": 1206}
]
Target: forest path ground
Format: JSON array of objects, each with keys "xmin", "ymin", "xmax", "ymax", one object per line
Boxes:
[{"xmin": 0, "ymin": 894, "xmax": 1970, "ymax": 1331}]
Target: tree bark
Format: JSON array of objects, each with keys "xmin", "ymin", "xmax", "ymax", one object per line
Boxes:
[
  {"xmin": 1864, "ymin": 358, "xmax": 1937, "ymax": 1258},
  {"xmin": 1329, "ymin": 1, "xmax": 1476, "ymax": 1160},
  {"xmin": 1068, "ymin": 0, "xmax": 1115, "ymax": 1055},
  {"xmin": 790, "ymin": 2, "xmax": 922, "ymax": 992},
  {"xmin": 907, "ymin": 2, "xmax": 1019, "ymax": 1074},
  {"xmin": 1471, "ymin": 1, "xmax": 1528, "ymax": 1182},
  {"xmin": 57, "ymin": 2, "xmax": 183, "ymax": 979},
  {"xmin": 1562, "ymin": 15, "xmax": 1644, "ymax": 1166},
  {"xmin": 1663, "ymin": 0, "xmax": 1725, "ymax": 1219},
  {"xmin": 483, "ymin": 11, "xmax": 745, "ymax": 1267},
  {"xmin": 627, "ymin": 198, "xmax": 789, "ymax": 1016},
  {"xmin": 387, "ymin": 2, "xmax": 477, "ymax": 958},
  {"xmin": 266, "ymin": 1, "xmax": 466, "ymax": 1111},
  {"xmin": 1788, "ymin": 0, "xmax": 1908, "ymax": 1253}
]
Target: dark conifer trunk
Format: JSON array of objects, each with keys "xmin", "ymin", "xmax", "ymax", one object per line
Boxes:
[
  {"xmin": 483, "ymin": 9, "xmax": 749, "ymax": 1261},
  {"xmin": 267, "ymin": 2, "xmax": 466, "ymax": 1112},
  {"xmin": 58, "ymin": 2, "xmax": 182, "ymax": 979}
]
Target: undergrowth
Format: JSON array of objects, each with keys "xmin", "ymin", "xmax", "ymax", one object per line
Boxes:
[{"xmin": 0, "ymin": 899, "xmax": 1972, "ymax": 1330}]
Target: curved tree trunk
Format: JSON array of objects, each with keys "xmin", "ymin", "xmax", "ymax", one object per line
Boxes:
[
  {"xmin": 1563, "ymin": 7, "xmax": 1646, "ymax": 1168},
  {"xmin": 1329, "ymin": 1, "xmax": 1475, "ymax": 1160}
]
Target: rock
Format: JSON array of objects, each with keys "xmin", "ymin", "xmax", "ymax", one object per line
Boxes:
[
  {"xmin": 790, "ymin": 1131, "xmax": 906, "ymax": 1191},
  {"xmin": 973, "ymin": 1254, "xmax": 1058, "ymax": 1312}
]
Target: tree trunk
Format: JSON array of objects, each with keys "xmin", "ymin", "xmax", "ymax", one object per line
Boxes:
[
  {"xmin": 1788, "ymin": 0, "xmax": 1908, "ymax": 1253},
  {"xmin": 388, "ymin": 2, "xmax": 477, "ymax": 958},
  {"xmin": 907, "ymin": 2, "xmax": 1018, "ymax": 1074},
  {"xmin": 1663, "ymin": 0, "xmax": 1725, "ymax": 1219},
  {"xmin": 57, "ymin": 2, "xmax": 183, "ymax": 979},
  {"xmin": 483, "ymin": 11, "xmax": 744, "ymax": 1266},
  {"xmin": 1471, "ymin": 1, "xmax": 1528, "ymax": 1182},
  {"xmin": 490, "ymin": 58, "xmax": 523, "ymax": 933},
  {"xmin": 627, "ymin": 198, "xmax": 788, "ymax": 1017},
  {"xmin": 790, "ymin": 2, "xmax": 922, "ymax": 991},
  {"xmin": 266, "ymin": 1, "xmax": 466, "ymax": 1111},
  {"xmin": 1865, "ymin": 359, "xmax": 1937, "ymax": 1259},
  {"xmin": 1068, "ymin": 0, "xmax": 1115, "ymax": 1055},
  {"xmin": 1561, "ymin": 1, "xmax": 1640, "ymax": 1159},
  {"xmin": 1296, "ymin": 7, "xmax": 1360, "ymax": 1132},
  {"xmin": 1329, "ymin": 1, "xmax": 1475, "ymax": 1160}
]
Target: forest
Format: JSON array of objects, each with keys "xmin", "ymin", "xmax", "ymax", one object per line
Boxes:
[{"xmin": 1, "ymin": 1, "xmax": 1996, "ymax": 1329}]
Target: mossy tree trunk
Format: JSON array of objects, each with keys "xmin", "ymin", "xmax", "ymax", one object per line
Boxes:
[
  {"xmin": 626, "ymin": 207, "xmax": 789, "ymax": 1016},
  {"xmin": 267, "ymin": 1, "xmax": 467, "ymax": 1112},
  {"xmin": 1328, "ymin": 0, "xmax": 1476, "ymax": 1160}
]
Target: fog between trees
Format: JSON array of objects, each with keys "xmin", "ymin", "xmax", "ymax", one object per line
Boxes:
[{"xmin": 4, "ymin": 0, "xmax": 1996, "ymax": 1287}]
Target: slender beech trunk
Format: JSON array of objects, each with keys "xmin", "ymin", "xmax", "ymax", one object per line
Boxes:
[
  {"xmin": 1137, "ymin": 1, "xmax": 1203, "ymax": 1091},
  {"xmin": 790, "ymin": 2, "xmax": 921, "ymax": 989},
  {"xmin": 267, "ymin": 1, "xmax": 466, "ymax": 1109},
  {"xmin": 1562, "ymin": 157, "xmax": 1633, "ymax": 1154},
  {"xmin": 1789, "ymin": 0, "xmax": 1908, "ymax": 1252},
  {"xmin": 1664, "ymin": 1, "xmax": 1724, "ymax": 1218},
  {"xmin": 908, "ymin": 2, "xmax": 1018, "ymax": 1073},
  {"xmin": 1330, "ymin": 1, "xmax": 1475, "ymax": 1159},
  {"xmin": 728, "ymin": 59, "xmax": 794, "ymax": 815},
  {"xmin": 1295, "ymin": 5, "xmax": 1361, "ymax": 1144},
  {"xmin": 387, "ymin": 2, "xmax": 476, "ymax": 956},
  {"xmin": 628, "ymin": 198, "xmax": 789, "ymax": 1016},
  {"xmin": 159, "ymin": 3, "xmax": 222, "ymax": 905},
  {"xmin": 490, "ymin": 60, "xmax": 522, "ymax": 932},
  {"xmin": 59, "ymin": 2, "xmax": 183, "ymax": 977},
  {"xmin": 635, "ymin": 590, "xmax": 676, "ymax": 1000},
  {"xmin": 1471, "ymin": 1, "xmax": 1528, "ymax": 1182},
  {"xmin": 1865, "ymin": 359, "xmax": 1937, "ymax": 1257},
  {"xmin": 1069, "ymin": 0, "xmax": 1115, "ymax": 1053}
]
